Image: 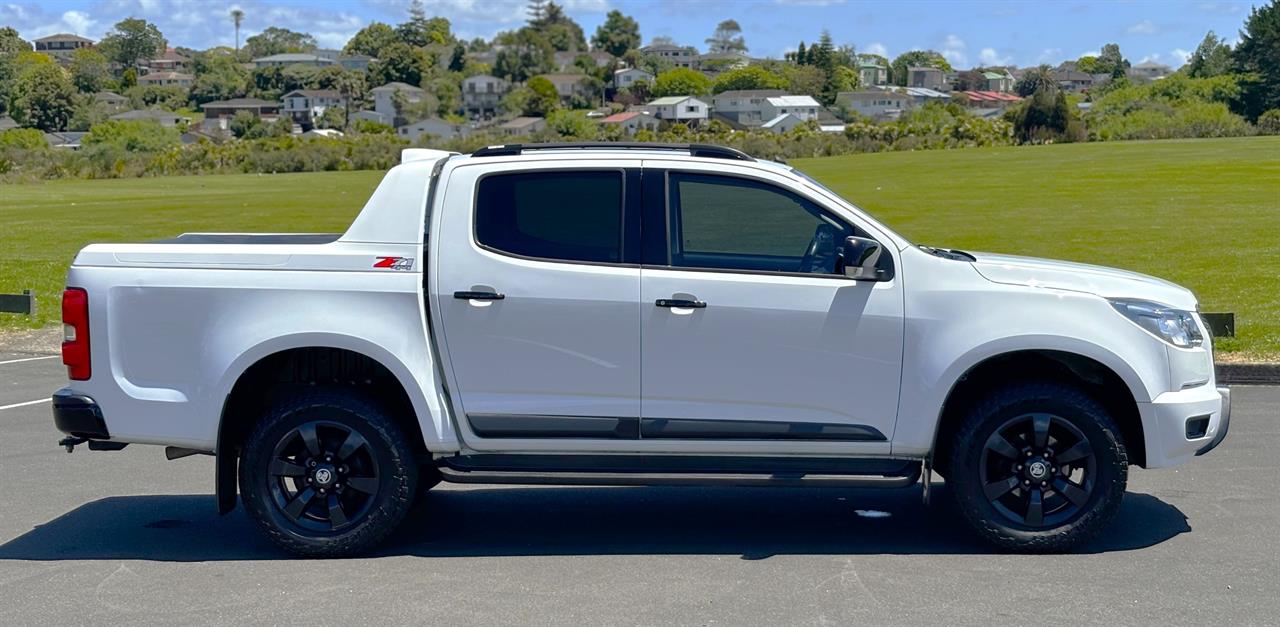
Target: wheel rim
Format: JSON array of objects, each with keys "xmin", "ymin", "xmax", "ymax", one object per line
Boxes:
[
  {"xmin": 979, "ymin": 413, "xmax": 1097, "ymax": 528},
  {"xmin": 267, "ymin": 420, "xmax": 380, "ymax": 533}
]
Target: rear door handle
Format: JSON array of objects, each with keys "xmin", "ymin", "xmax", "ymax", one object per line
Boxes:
[
  {"xmin": 454, "ymin": 291, "xmax": 505, "ymax": 300},
  {"xmin": 655, "ymin": 299, "xmax": 706, "ymax": 308}
]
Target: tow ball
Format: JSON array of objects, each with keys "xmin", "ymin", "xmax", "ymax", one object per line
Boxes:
[{"xmin": 57, "ymin": 436, "xmax": 128, "ymax": 453}]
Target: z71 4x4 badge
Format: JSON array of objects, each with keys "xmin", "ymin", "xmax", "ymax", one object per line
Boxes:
[{"xmin": 373, "ymin": 256, "xmax": 415, "ymax": 270}]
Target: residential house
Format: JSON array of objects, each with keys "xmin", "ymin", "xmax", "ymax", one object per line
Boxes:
[
  {"xmin": 199, "ymin": 98, "xmax": 280, "ymax": 131},
  {"xmin": 697, "ymin": 51, "xmax": 751, "ymax": 74},
  {"xmin": 33, "ymin": 34, "xmax": 92, "ymax": 61},
  {"xmin": 983, "ymin": 70, "xmax": 1015, "ymax": 93},
  {"xmin": 109, "ymin": 109, "xmax": 185, "ymax": 127},
  {"xmin": 370, "ymin": 82, "xmax": 425, "ymax": 126},
  {"xmin": 94, "ymin": 91, "xmax": 128, "ymax": 110},
  {"xmin": 900, "ymin": 86, "xmax": 952, "ymax": 106},
  {"xmin": 0, "ymin": 116, "xmax": 18, "ymax": 131},
  {"xmin": 146, "ymin": 48, "xmax": 191, "ymax": 73},
  {"xmin": 599, "ymin": 111, "xmax": 659, "ymax": 135},
  {"xmin": 553, "ymin": 50, "xmax": 614, "ymax": 71},
  {"xmin": 710, "ymin": 89, "xmax": 786, "ymax": 126},
  {"xmin": 648, "ymin": 96, "xmax": 709, "ymax": 124},
  {"xmin": 858, "ymin": 61, "xmax": 889, "ymax": 87},
  {"xmin": 761, "ymin": 113, "xmax": 806, "ymax": 134},
  {"xmin": 397, "ymin": 118, "xmax": 471, "ymax": 143},
  {"xmin": 461, "ymin": 74, "xmax": 509, "ymax": 117},
  {"xmin": 641, "ymin": 43, "xmax": 698, "ymax": 69},
  {"xmin": 836, "ymin": 90, "xmax": 910, "ymax": 120},
  {"xmin": 1128, "ymin": 61, "xmax": 1172, "ymax": 80},
  {"xmin": 1050, "ymin": 69, "xmax": 1104, "ymax": 93},
  {"xmin": 251, "ymin": 53, "xmax": 335, "ymax": 69},
  {"xmin": 907, "ymin": 66, "xmax": 948, "ymax": 91},
  {"xmin": 613, "ymin": 67, "xmax": 654, "ymax": 90},
  {"xmin": 499, "ymin": 116, "xmax": 546, "ymax": 136},
  {"xmin": 314, "ymin": 49, "xmax": 376, "ymax": 71},
  {"xmin": 281, "ymin": 89, "xmax": 347, "ymax": 127},
  {"xmin": 956, "ymin": 90, "xmax": 1022, "ymax": 110},
  {"xmin": 537, "ymin": 74, "xmax": 593, "ymax": 104},
  {"xmin": 43, "ymin": 131, "xmax": 88, "ymax": 149},
  {"xmin": 761, "ymin": 95, "xmax": 822, "ymax": 122},
  {"xmin": 137, "ymin": 71, "xmax": 194, "ymax": 88}
]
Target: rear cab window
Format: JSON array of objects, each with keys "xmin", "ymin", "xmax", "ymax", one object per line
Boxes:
[{"xmin": 475, "ymin": 170, "xmax": 623, "ymax": 264}]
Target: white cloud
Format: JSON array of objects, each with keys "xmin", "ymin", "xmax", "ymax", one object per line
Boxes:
[
  {"xmin": 864, "ymin": 41, "xmax": 888, "ymax": 58},
  {"xmin": 1139, "ymin": 53, "xmax": 1161, "ymax": 63},
  {"xmin": 1127, "ymin": 20, "xmax": 1158, "ymax": 35},
  {"xmin": 941, "ymin": 34, "xmax": 967, "ymax": 67},
  {"xmin": 1171, "ymin": 48, "xmax": 1192, "ymax": 63},
  {"xmin": 978, "ymin": 47, "xmax": 1011, "ymax": 66},
  {"xmin": 1037, "ymin": 47, "xmax": 1062, "ymax": 63},
  {"xmin": 1079, "ymin": 50, "xmax": 1100, "ymax": 58},
  {"xmin": 28, "ymin": 9, "xmax": 98, "ymax": 38}
]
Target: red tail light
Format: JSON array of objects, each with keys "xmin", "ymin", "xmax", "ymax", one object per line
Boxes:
[{"xmin": 62, "ymin": 288, "xmax": 91, "ymax": 380}]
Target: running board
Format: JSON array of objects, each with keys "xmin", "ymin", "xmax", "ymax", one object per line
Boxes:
[{"xmin": 436, "ymin": 454, "xmax": 921, "ymax": 489}]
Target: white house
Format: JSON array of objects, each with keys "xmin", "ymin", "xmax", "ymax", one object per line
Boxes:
[
  {"xmin": 836, "ymin": 90, "xmax": 910, "ymax": 120},
  {"xmin": 613, "ymin": 67, "xmax": 654, "ymax": 90},
  {"xmin": 761, "ymin": 95, "xmax": 822, "ymax": 121},
  {"xmin": 710, "ymin": 89, "xmax": 786, "ymax": 126},
  {"xmin": 641, "ymin": 43, "xmax": 698, "ymax": 68},
  {"xmin": 461, "ymin": 74, "xmax": 509, "ymax": 117},
  {"xmin": 397, "ymin": 118, "xmax": 471, "ymax": 143},
  {"xmin": 370, "ymin": 82, "xmax": 425, "ymax": 125},
  {"xmin": 647, "ymin": 96, "xmax": 709, "ymax": 124},
  {"xmin": 599, "ymin": 111, "xmax": 660, "ymax": 135},
  {"xmin": 281, "ymin": 89, "xmax": 347, "ymax": 126},
  {"xmin": 761, "ymin": 113, "xmax": 806, "ymax": 134}
]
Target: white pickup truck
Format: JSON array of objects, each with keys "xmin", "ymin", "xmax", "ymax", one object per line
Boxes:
[{"xmin": 52, "ymin": 143, "xmax": 1228, "ymax": 557}]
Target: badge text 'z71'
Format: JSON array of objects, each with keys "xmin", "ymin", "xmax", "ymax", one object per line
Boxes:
[{"xmin": 373, "ymin": 256, "xmax": 414, "ymax": 270}]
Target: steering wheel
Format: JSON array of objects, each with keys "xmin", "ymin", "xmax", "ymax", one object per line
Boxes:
[{"xmin": 798, "ymin": 223, "xmax": 841, "ymax": 274}]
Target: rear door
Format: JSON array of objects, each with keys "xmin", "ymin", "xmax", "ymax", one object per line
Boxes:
[
  {"xmin": 638, "ymin": 161, "xmax": 904, "ymax": 452},
  {"xmin": 433, "ymin": 160, "xmax": 643, "ymax": 449}
]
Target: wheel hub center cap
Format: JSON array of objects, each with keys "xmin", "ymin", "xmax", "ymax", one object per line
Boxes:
[
  {"xmin": 313, "ymin": 466, "xmax": 334, "ymax": 486},
  {"xmin": 1026, "ymin": 459, "xmax": 1049, "ymax": 480}
]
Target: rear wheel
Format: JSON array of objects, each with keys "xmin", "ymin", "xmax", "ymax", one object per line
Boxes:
[
  {"xmin": 947, "ymin": 382, "xmax": 1128, "ymax": 552},
  {"xmin": 239, "ymin": 389, "xmax": 418, "ymax": 558}
]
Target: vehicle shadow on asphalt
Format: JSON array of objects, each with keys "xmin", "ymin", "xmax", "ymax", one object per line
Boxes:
[{"xmin": 0, "ymin": 486, "xmax": 1189, "ymax": 561}]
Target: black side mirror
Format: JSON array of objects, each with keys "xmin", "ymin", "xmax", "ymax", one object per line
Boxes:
[{"xmin": 839, "ymin": 236, "xmax": 887, "ymax": 281}]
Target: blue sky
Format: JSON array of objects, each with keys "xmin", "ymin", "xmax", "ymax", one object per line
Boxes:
[{"xmin": 1, "ymin": 0, "xmax": 1260, "ymax": 68}]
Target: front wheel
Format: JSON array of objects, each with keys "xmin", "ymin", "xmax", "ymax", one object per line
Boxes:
[
  {"xmin": 239, "ymin": 389, "xmax": 418, "ymax": 558},
  {"xmin": 946, "ymin": 382, "xmax": 1128, "ymax": 552}
]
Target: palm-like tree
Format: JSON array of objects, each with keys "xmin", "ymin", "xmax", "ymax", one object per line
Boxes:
[{"xmin": 231, "ymin": 9, "xmax": 244, "ymax": 52}]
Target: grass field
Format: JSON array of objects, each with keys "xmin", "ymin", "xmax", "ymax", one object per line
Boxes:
[{"xmin": 2, "ymin": 136, "xmax": 1277, "ymax": 358}]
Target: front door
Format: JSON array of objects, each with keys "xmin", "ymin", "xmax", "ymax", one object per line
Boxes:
[
  {"xmin": 434, "ymin": 164, "xmax": 641, "ymax": 446},
  {"xmin": 639, "ymin": 168, "xmax": 904, "ymax": 447}
]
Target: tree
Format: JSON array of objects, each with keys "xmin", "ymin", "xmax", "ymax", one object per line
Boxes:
[
  {"xmin": 326, "ymin": 68, "xmax": 366, "ymax": 129},
  {"xmin": 524, "ymin": 75, "xmax": 560, "ymax": 116},
  {"xmin": 344, "ymin": 22, "xmax": 399, "ymax": 59},
  {"xmin": 706, "ymin": 19, "xmax": 747, "ymax": 54},
  {"xmin": 244, "ymin": 27, "xmax": 316, "ymax": 59},
  {"xmin": 231, "ymin": 9, "xmax": 245, "ymax": 51},
  {"xmin": 67, "ymin": 93, "xmax": 111, "ymax": 130},
  {"xmin": 68, "ymin": 47, "xmax": 109, "ymax": 93},
  {"xmin": 367, "ymin": 42, "xmax": 428, "ymax": 87},
  {"xmin": 1009, "ymin": 82, "xmax": 1071, "ymax": 143},
  {"xmin": 1014, "ymin": 64, "xmax": 1055, "ymax": 97},
  {"xmin": 10, "ymin": 62, "xmax": 74, "ymax": 131},
  {"xmin": 1233, "ymin": 1, "xmax": 1280, "ymax": 120},
  {"xmin": 494, "ymin": 29, "xmax": 555, "ymax": 82},
  {"xmin": 526, "ymin": 1, "xmax": 587, "ymax": 51},
  {"xmin": 712, "ymin": 65, "xmax": 787, "ymax": 93},
  {"xmin": 591, "ymin": 10, "xmax": 640, "ymax": 57},
  {"xmin": 890, "ymin": 50, "xmax": 951, "ymax": 85},
  {"xmin": 82, "ymin": 119, "xmax": 179, "ymax": 151},
  {"xmin": 651, "ymin": 67, "xmax": 712, "ymax": 97},
  {"xmin": 1186, "ymin": 31, "xmax": 1234, "ymax": 78},
  {"xmin": 1096, "ymin": 43, "xmax": 1129, "ymax": 79},
  {"xmin": 954, "ymin": 69, "xmax": 987, "ymax": 91},
  {"xmin": 189, "ymin": 52, "xmax": 248, "ymax": 104},
  {"xmin": 98, "ymin": 18, "xmax": 165, "ymax": 71},
  {"xmin": 0, "ymin": 28, "xmax": 33, "ymax": 115},
  {"xmin": 397, "ymin": 1, "xmax": 454, "ymax": 47}
]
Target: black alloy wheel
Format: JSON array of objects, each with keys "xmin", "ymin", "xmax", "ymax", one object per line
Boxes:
[
  {"xmin": 268, "ymin": 421, "xmax": 380, "ymax": 532},
  {"xmin": 979, "ymin": 413, "xmax": 1097, "ymax": 528}
]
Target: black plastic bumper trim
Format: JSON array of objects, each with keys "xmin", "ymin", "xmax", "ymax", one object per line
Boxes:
[
  {"xmin": 51, "ymin": 388, "xmax": 110, "ymax": 439},
  {"xmin": 468, "ymin": 414, "xmax": 639, "ymax": 439},
  {"xmin": 1195, "ymin": 387, "xmax": 1231, "ymax": 456}
]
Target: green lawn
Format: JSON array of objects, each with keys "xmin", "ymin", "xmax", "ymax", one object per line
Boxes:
[{"xmin": 2, "ymin": 136, "xmax": 1278, "ymax": 359}]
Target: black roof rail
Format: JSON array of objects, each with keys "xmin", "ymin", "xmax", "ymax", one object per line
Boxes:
[{"xmin": 469, "ymin": 142, "xmax": 754, "ymax": 162}]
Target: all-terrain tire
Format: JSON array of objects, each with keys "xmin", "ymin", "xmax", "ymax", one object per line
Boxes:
[
  {"xmin": 239, "ymin": 388, "xmax": 418, "ymax": 558},
  {"xmin": 946, "ymin": 381, "xmax": 1128, "ymax": 552}
]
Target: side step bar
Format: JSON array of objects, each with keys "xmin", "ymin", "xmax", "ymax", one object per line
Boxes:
[{"xmin": 437, "ymin": 454, "xmax": 921, "ymax": 489}]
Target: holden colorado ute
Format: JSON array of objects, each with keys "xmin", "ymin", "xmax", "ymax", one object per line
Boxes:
[{"xmin": 52, "ymin": 143, "xmax": 1229, "ymax": 557}]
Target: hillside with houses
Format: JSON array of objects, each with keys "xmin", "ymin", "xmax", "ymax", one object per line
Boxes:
[{"xmin": 0, "ymin": 0, "xmax": 1276, "ymax": 179}]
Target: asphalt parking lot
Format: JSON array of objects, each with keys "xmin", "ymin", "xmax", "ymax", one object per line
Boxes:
[{"xmin": 1, "ymin": 350, "xmax": 1277, "ymax": 625}]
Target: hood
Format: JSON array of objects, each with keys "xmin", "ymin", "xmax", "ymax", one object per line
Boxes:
[{"xmin": 969, "ymin": 252, "xmax": 1197, "ymax": 310}]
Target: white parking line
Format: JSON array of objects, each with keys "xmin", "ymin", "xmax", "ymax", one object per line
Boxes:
[
  {"xmin": 0, "ymin": 398, "xmax": 50, "ymax": 411},
  {"xmin": 0, "ymin": 355, "xmax": 59, "ymax": 366}
]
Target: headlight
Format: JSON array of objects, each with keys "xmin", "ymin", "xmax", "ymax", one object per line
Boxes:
[{"xmin": 1108, "ymin": 298, "xmax": 1203, "ymax": 348}]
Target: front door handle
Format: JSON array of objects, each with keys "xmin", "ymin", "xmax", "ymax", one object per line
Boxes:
[
  {"xmin": 454, "ymin": 291, "xmax": 505, "ymax": 300},
  {"xmin": 655, "ymin": 298, "xmax": 706, "ymax": 308}
]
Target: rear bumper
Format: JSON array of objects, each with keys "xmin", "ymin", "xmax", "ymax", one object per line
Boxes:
[
  {"xmin": 51, "ymin": 388, "xmax": 110, "ymax": 439},
  {"xmin": 1139, "ymin": 384, "xmax": 1228, "ymax": 468}
]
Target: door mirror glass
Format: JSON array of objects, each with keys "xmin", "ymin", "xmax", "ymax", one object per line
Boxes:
[{"xmin": 840, "ymin": 236, "xmax": 886, "ymax": 281}]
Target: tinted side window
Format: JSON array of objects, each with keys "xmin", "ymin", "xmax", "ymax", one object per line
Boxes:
[
  {"xmin": 669, "ymin": 173, "xmax": 851, "ymax": 274},
  {"xmin": 476, "ymin": 171, "xmax": 623, "ymax": 263}
]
